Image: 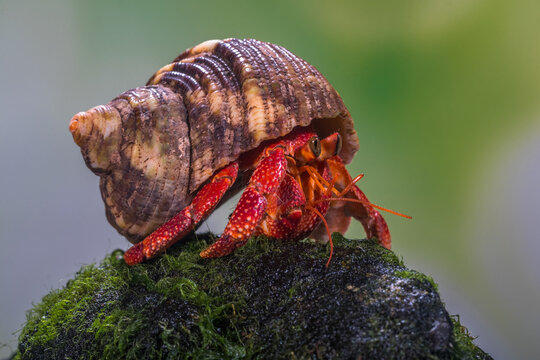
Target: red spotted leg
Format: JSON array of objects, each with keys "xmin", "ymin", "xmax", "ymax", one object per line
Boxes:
[
  {"xmin": 124, "ymin": 162, "xmax": 239, "ymax": 265},
  {"xmin": 200, "ymin": 145, "xmax": 287, "ymax": 258}
]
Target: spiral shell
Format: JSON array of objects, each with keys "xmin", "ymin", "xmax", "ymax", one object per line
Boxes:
[{"xmin": 70, "ymin": 38, "xmax": 359, "ymax": 243}]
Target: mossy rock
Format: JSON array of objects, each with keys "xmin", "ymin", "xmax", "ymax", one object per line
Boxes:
[{"xmin": 14, "ymin": 234, "xmax": 491, "ymax": 359}]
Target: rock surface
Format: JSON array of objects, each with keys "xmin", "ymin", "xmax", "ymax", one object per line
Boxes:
[{"xmin": 14, "ymin": 234, "xmax": 491, "ymax": 359}]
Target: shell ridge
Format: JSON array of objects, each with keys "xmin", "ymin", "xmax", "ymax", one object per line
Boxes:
[
  {"xmin": 136, "ymin": 87, "xmax": 173, "ymax": 224},
  {"xmin": 225, "ymin": 39, "xmax": 272, "ymax": 147},
  {"xmin": 165, "ymin": 63, "xmax": 221, "ymax": 191},
  {"xmin": 172, "ymin": 39, "xmax": 220, "ymax": 63},
  {"xmin": 238, "ymin": 39, "xmax": 281, "ymax": 140},
  {"xmin": 144, "ymin": 86, "xmax": 186, "ymax": 222},
  {"xmin": 113, "ymin": 88, "xmax": 176, "ymax": 237},
  {"xmin": 214, "ymin": 41, "xmax": 254, "ymax": 156},
  {"xmin": 151, "ymin": 72, "xmax": 199, "ymax": 193},
  {"xmin": 209, "ymin": 47, "xmax": 249, "ymax": 157},
  {"xmin": 147, "ymin": 73, "xmax": 198, "ymax": 200},
  {"xmin": 267, "ymin": 44, "xmax": 311, "ymax": 126},
  {"xmin": 159, "ymin": 70, "xmax": 200, "ymax": 93},
  {"xmin": 195, "ymin": 54, "xmax": 241, "ymax": 160},
  {"xmin": 197, "ymin": 60, "xmax": 234, "ymax": 168},
  {"xmin": 278, "ymin": 46, "xmax": 327, "ymax": 116},
  {"xmin": 185, "ymin": 58, "xmax": 236, "ymax": 173},
  {"xmin": 114, "ymin": 91, "xmax": 154, "ymax": 230},
  {"xmin": 258, "ymin": 42, "xmax": 299, "ymax": 136},
  {"xmin": 172, "ymin": 61, "xmax": 221, "ymax": 152},
  {"xmin": 297, "ymin": 52, "xmax": 342, "ymax": 116},
  {"xmin": 268, "ymin": 44, "xmax": 315, "ymax": 126}
]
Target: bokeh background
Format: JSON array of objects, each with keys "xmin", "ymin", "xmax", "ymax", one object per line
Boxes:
[{"xmin": 1, "ymin": 0, "xmax": 539, "ymax": 358}]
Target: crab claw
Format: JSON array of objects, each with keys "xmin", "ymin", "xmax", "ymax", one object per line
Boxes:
[{"xmin": 325, "ymin": 156, "xmax": 391, "ymax": 249}]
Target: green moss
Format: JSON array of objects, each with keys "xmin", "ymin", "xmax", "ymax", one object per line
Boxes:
[
  {"xmin": 15, "ymin": 234, "xmax": 491, "ymax": 359},
  {"xmin": 394, "ymin": 269, "xmax": 439, "ymax": 291},
  {"xmin": 449, "ymin": 315, "xmax": 492, "ymax": 360},
  {"xmin": 17, "ymin": 261, "xmax": 125, "ymax": 355},
  {"xmin": 93, "ymin": 308, "xmax": 147, "ymax": 358}
]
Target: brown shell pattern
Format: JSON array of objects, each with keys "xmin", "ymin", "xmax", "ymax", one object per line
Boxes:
[{"xmin": 70, "ymin": 38, "xmax": 360, "ymax": 243}]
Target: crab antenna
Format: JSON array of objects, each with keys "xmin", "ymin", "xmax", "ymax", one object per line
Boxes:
[
  {"xmin": 299, "ymin": 165, "xmax": 364, "ymax": 199},
  {"xmin": 314, "ymin": 197, "xmax": 412, "ymax": 219},
  {"xmin": 337, "ymin": 173, "xmax": 364, "ymax": 197},
  {"xmin": 303, "ymin": 166, "xmax": 340, "ymax": 195},
  {"xmin": 325, "ymin": 174, "xmax": 339, "ymax": 197},
  {"xmin": 307, "ymin": 205, "xmax": 334, "ymax": 267},
  {"xmin": 300, "ymin": 167, "xmax": 411, "ymax": 219},
  {"xmin": 299, "ymin": 165, "xmax": 335, "ymax": 195}
]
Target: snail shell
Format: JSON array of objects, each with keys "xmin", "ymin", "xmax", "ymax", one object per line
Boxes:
[{"xmin": 70, "ymin": 38, "xmax": 359, "ymax": 243}]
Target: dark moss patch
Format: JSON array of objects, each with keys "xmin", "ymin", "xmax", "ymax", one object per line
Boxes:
[{"xmin": 15, "ymin": 233, "xmax": 491, "ymax": 359}]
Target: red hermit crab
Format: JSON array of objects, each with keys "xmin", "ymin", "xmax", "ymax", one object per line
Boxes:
[{"xmin": 69, "ymin": 38, "xmax": 406, "ymax": 266}]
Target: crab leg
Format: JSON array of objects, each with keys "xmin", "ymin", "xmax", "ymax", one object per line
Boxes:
[
  {"xmin": 200, "ymin": 146, "xmax": 287, "ymax": 258},
  {"xmin": 124, "ymin": 162, "xmax": 239, "ymax": 265},
  {"xmin": 325, "ymin": 156, "xmax": 391, "ymax": 249}
]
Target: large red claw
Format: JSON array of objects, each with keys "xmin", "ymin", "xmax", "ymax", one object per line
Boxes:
[{"xmin": 325, "ymin": 156, "xmax": 392, "ymax": 249}]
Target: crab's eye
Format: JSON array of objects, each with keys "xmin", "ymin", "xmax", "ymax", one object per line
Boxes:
[
  {"xmin": 335, "ymin": 133, "xmax": 342, "ymax": 155},
  {"xmin": 309, "ymin": 137, "xmax": 321, "ymax": 157}
]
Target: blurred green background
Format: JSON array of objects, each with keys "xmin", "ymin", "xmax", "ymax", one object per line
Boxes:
[{"xmin": 1, "ymin": 0, "xmax": 539, "ymax": 358}]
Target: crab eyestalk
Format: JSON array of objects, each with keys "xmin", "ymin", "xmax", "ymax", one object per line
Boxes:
[
  {"xmin": 320, "ymin": 133, "xmax": 342, "ymax": 159},
  {"xmin": 69, "ymin": 104, "xmax": 122, "ymax": 173}
]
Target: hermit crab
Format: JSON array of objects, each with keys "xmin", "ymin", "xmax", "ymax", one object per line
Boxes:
[{"xmin": 70, "ymin": 38, "xmax": 406, "ymax": 266}]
